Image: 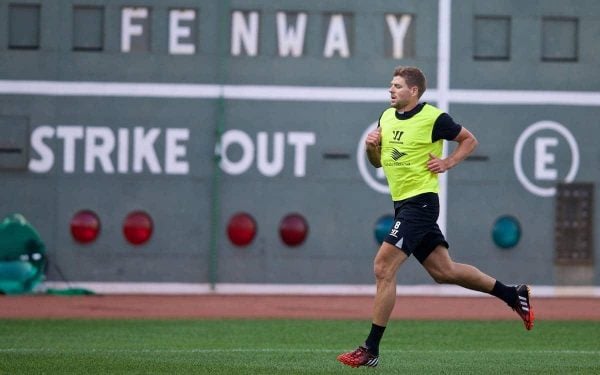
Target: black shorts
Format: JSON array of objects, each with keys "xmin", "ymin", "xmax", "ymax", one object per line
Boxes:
[{"xmin": 383, "ymin": 192, "xmax": 449, "ymax": 263}]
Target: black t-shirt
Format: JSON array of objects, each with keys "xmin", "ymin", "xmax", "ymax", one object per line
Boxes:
[{"xmin": 386, "ymin": 102, "xmax": 462, "ymax": 142}]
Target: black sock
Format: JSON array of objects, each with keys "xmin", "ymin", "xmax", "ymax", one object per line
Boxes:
[
  {"xmin": 489, "ymin": 280, "xmax": 517, "ymax": 306},
  {"xmin": 364, "ymin": 323, "xmax": 386, "ymax": 356}
]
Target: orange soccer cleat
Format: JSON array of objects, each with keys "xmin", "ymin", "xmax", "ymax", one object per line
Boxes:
[
  {"xmin": 337, "ymin": 346, "xmax": 379, "ymax": 368},
  {"xmin": 513, "ymin": 284, "xmax": 535, "ymax": 330}
]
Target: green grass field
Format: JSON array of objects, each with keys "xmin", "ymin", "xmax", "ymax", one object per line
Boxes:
[{"xmin": 1, "ymin": 319, "xmax": 599, "ymax": 374}]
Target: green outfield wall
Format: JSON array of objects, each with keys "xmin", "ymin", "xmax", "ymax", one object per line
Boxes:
[{"xmin": 0, "ymin": 0, "xmax": 598, "ymax": 289}]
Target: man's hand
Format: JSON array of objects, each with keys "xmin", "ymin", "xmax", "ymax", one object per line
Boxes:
[
  {"xmin": 427, "ymin": 153, "xmax": 450, "ymax": 174},
  {"xmin": 365, "ymin": 127, "xmax": 382, "ymax": 168},
  {"xmin": 427, "ymin": 127, "xmax": 478, "ymax": 174},
  {"xmin": 365, "ymin": 127, "xmax": 381, "ymax": 148}
]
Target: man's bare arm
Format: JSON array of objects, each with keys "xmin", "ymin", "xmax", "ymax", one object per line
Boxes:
[
  {"xmin": 365, "ymin": 127, "xmax": 382, "ymax": 168},
  {"xmin": 427, "ymin": 127, "xmax": 478, "ymax": 173}
]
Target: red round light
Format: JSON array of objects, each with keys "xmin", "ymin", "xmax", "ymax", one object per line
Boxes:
[
  {"xmin": 123, "ymin": 211, "xmax": 153, "ymax": 245},
  {"xmin": 279, "ymin": 213, "xmax": 308, "ymax": 247},
  {"xmin": 227, "ymin": 212, "xmax": 257, "ymax": 247},
  {"xmin": 70, "ymin": 210, "xmax": 100, "ymax": 244}
]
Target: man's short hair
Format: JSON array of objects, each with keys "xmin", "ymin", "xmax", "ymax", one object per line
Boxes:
[{"xmin": 393, "ymin": 66, "xmax": 427, "ymax": 98}]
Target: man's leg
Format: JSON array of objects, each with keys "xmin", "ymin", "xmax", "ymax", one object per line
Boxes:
[
  {"xmin": 422, "ymin": 245, "xmax": 534, "ymax": 330},
  {"xmin": 337, "ymin": 242, "xmax": 407, "ymax": 367},
  {"xmin": 372, "ymin": 242, "xmax": 408, "ymax": 325},
  {"xmin": 422, "ymin": 245, "xmax": 495, "ymax": 292}
]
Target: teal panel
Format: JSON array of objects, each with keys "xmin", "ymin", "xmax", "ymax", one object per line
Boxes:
[
  {"xmin": 446, "ymin": 103, "xmax": 600, "ymax": 284},
  {"xmin": 541, "ymin": 17, "xmax": 578, "ymax": 61},
  {"xmin": 72, "ymin": 6, "xmax": 104, "ymax": 51},
  {"xmin": 473, "ymin": 16, "xmax": 510, "ymax": 60},
  {"xmin": 0, "ymin": 0, "xmax": 599, "ymax": 286},
  {"xmin": 8, "ymin": 4, "xmax": 40, "ymax": 49},
  {"xmin": 451, "ymin": 0, "xmax": 600, "ymax": 90}
]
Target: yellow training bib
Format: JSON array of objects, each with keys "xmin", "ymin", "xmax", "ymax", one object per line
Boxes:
[{"xmin": 379, "ymin": 104, "xmax": 444, "ymax": 201}]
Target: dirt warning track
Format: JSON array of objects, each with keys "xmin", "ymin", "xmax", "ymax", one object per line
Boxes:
[{"xmin": 1, "ymin": 295, "xmax": 599, "ymax": 320}]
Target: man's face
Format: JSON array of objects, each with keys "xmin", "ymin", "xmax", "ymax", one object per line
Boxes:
[{"xmin": 389, "ymin": 75, "xmax": 416, "ymax": 109}]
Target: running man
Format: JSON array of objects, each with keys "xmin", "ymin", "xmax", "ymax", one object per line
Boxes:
[{"xmin": 337, "ymin": 66, "xmax": 534, "ymax": 369}]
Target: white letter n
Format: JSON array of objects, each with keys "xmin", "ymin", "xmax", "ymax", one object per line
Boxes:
[{"xmin": 231, "ymin": 11, "xmax": 259, "ymax": 56}]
